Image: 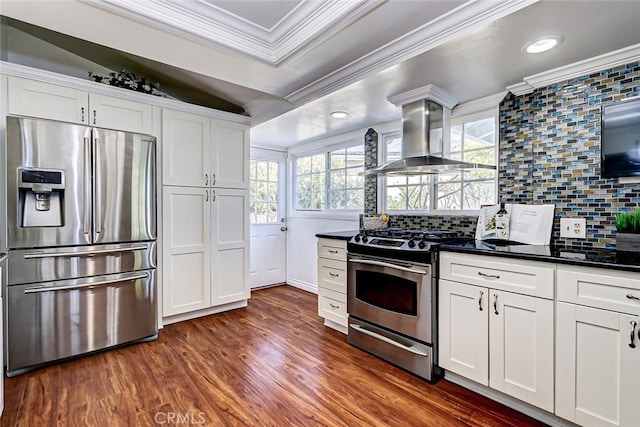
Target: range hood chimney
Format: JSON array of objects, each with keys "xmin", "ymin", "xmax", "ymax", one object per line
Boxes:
[{"xmin": 364, "ymin": 85, "xmax": 496, "ymax": 176}]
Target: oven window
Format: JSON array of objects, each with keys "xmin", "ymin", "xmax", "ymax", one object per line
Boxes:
[{"xmin": 355, "ymin": 271, "xmax": 417, "ymax": 316}]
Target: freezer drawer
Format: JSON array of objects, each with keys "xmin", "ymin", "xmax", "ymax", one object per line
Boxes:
[
  {"xmin": 7, "ymin": 241, "xmax": 156, "ymax": 286},
  {"xmin": 6, "ymin": 269, "xmax": 157, "ymax": 375}
]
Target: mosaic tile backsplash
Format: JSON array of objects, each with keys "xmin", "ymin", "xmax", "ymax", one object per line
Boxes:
[{"xmin": 363, "ymin": 61, "xmax": 640, "ymax": 249}]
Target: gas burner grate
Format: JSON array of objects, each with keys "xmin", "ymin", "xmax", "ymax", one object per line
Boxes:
[{"xmin": 363, "ymin": 227, "xmax": 461, "ymax": 242}]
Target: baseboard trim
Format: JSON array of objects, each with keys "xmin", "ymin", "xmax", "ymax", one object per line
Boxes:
[
  {"xmin": 324, "ymin": 319, "xmax": 348, "ymax": 335},
  {"xmin": 286, "ymin": 278, "xmax": 318, "ymax": 294},
  {"xmin": 444, "ymin": 372, "xmax": 578, "ymax": 427},
  {"xmin": 162, "ymin": 300, "xmax": 248, "ymax": 325}
]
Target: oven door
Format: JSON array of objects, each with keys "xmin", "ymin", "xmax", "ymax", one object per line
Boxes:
[{"xmin": 347, "ymin": 254, "xmax": 432, "ymax": 343}]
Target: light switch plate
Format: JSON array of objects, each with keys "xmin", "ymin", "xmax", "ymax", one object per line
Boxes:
[{"xmin": 560, "ymin": 218, "xmax": 586, "ymax": 239}]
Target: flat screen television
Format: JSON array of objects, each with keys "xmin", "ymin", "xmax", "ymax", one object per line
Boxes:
[{"xmin": 601, "ymin": 97, "xmax": 640, "ymax": 178}]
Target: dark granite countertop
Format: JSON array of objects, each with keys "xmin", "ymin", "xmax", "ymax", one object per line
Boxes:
[
  {"xmin": 315, "ymin": 229, "xmax": 640, "ymax": 272},
  {"xmin": 315, "ymin": 230, "xmax": 358, "ymax": 241},
  {"xmin": 440, "ymin": 241, "xmax": 640, "ymax": 273}
]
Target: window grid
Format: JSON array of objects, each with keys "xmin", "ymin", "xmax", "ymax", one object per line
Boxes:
[
  {"xmin": 382, "ymin": 115, "xmax": 497, "ymax": 212},
  {"xmin": 250, "ymin": 160, "xmax": 280, "ymax": 223},
  {"xmin": 294, "ymin": 144, "xmax": 365, "ymax": 212}
]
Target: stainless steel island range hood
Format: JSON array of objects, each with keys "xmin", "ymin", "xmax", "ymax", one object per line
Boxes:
[{"xmin": 364, "ymin": 95, "xmax": 496, "ymax": 176}]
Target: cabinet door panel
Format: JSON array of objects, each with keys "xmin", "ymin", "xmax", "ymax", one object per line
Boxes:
[
  {"xmin": 8, "ymin": 76, "xmax": 88, "ymax": 124},
  {"xmin": 211, "ymin": 189, "xmax": 249, "ymax": 306},
  {"xmin": 89, "ymin": 93, "xmax": 153, "ymax": 134},
  {"xmin": 490, "ymin": 291, "xmax": 554, "ymax": 412},
  {"xmin": 162, "ymin": 187, "xmax": 211, "ymax": 316},
  {"xmin": 438, "ymin": 279, "xmax": 489, "ymax": 385},
  {"xmin": 213, "ymin": 247, "xmax": 248, "ymax": 306},
  {"xmin": 556, "ymin": 302, "xmax": 640, "ymax": 427},
  {"xmin": 211, "ymin": 120, "xmax": 249, "ymax": 188},
  {"xmin": 162, "ymin": 109, "xmax": 210, "ymax": 187}
]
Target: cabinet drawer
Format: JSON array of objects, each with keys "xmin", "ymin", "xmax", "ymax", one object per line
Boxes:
[
  {"xmin": 317, "ymin": 239, "xmax": 347, "ymax": 261},
  {"xmin": 318, "ymin": 258, "xmax": 347, "ymax": 293},
  {"xmin": 318, "ymin": 287, "xmax": 347, "ymax": 327},
  {"xmin": 557, "ymin": 265, "xmax": 640, "ymax": 315},
  {"xmin": 440, "ymin": 252, "xmax": 554, "ymax": 299}
]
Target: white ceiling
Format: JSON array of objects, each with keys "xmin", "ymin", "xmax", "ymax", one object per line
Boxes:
[{"xmin": 2, "ymin": 0, "xmax": 640, "ymax": 149}]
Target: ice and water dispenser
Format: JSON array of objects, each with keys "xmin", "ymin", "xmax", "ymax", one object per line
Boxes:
[{"xmin": 18, "ymin": 168, "xmax": 66, "ymax": 227}]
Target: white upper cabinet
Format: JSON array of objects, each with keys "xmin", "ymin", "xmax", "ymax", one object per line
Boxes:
[
  {"xmin": 162, "ymin": 109, "xmax": 211, "ymax": 187},
  {"xmin": 88, "ymin": 93, "xmax": 153, "ymax": 134},
  {"xmin": 211, "ymin": 119, "xmax": 249, "ymax": 189},
  {"xmin": 162, "ymin": 111, "xmax": 249, "ymax": 189},
  {"xmin": 8, "ymin": 76, "xmax": 88, "ymax": 124},
  {"xmin": 8, "ymin": 77, "xmax": 153, "ymax": 134}
]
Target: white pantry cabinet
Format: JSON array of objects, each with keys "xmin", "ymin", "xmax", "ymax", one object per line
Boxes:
[
  {"xmin": 162, "ymin": 187, "xmax": 249, "ymax": 316},
  {"xmin": 439, "ymin": 252, "xmax": 555, "ymax": 412},
  {"xmin": 316, "ymin": 238, "xmax": 348, "ymax": 333},
  {"xmin": 162, "ymin": 109, "xmax": 249, "ymax": 189},
  {"xmin": 555, "ymin": 265, "xmax": 640, "ymax": 427},
  {"xmin": 7, "ymin": 76, "xmax": 153, "ymax": 134}
]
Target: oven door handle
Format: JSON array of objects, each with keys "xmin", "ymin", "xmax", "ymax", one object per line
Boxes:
[
  {"xmin": 349, "ymin": 324, "xmax": 428, "ymax": 357},
  {"xmin": 349, "ymin": 259, "xmax": 428, "ymax": 275}
]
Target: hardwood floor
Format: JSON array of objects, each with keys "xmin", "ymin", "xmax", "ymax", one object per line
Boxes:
[{"xmin": 1, "ymin": 285, "xmax": 547, "ymax": 426}]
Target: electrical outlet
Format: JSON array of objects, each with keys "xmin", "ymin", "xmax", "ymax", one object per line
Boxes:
[{"xmin": 560, "ymin": 218, "xmax": 586, "ymax": 239}]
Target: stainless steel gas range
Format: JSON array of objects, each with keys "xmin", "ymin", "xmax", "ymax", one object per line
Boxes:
[{"xmin": 346, "ymin": 227, "xmax": 463, "ymax": 381}]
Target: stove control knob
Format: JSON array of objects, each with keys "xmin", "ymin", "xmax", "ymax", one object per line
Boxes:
[
  {"xmin": 408, "ymin": 239, "xmax": 416, "ymax": 248},
  {"xmin": 362, "ymin": 236, "xmax": 369, "ymax": 243},
  {"xmin": 418, "ymin": 240, "xmax": 427, "ymax": 249},
  {"xmin": 354, "ymin": 234, "xmax": 361, "ymax": 242}
]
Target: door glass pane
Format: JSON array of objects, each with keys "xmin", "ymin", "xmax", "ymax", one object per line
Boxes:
[{"xmin": 250, "ymin": 160, "xmax": 280, "ymax": 224}]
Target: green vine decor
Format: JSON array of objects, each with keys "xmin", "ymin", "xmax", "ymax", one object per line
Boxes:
[
  {"xmin": 615, "ymin": 208, "xmax": 640, "ymax": 234},
  {"xmin": 88, "ymin": 70, "xmax": 162, "ymax": 96}
]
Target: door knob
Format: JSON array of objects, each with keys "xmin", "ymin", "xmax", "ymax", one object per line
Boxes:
[{"xmin": 281, "ymin": 226, "xmax": 287, "ymax": 232}]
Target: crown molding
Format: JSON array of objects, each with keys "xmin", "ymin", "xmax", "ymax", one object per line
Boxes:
[
  {"xmin": 285, "ymin": 0, "xmax": 537, "ymax": 106},
  {"xmin": 89, "ymin": 0, "xmax": 380, "ymax": 66},
  {"xmin": 387, "ymin": 84, "xmax": 458, "ymax": 109},
  {"xmin": 0, "ymin": 61, "xmax": 251, "ymax": 124},
  {"xmin": 272, "ymin": 0, "xmax": 381, "ymax": 66},
  {"xmin": 452, "ymin": 91, "xmax": 507, "ymax": 117},
  {"xmin": 507, "ymin": 43, "xmax": 640, "ymax": 95}
]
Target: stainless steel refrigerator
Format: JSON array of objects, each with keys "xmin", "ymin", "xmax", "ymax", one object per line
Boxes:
[{"xmin": 5, "ymin": 116, "xmax": 157, "ymax": 376}]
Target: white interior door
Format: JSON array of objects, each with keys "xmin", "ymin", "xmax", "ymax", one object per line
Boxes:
[{"xmin": 249, "ymin": 149, "xmax": 287, "ymax": 289}]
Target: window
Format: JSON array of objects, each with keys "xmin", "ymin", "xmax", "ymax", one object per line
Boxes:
[
  {"xmin": 250, "ymin": 159, "xmax": 280, "ymax": 223},
  {"xmin": 328, "ymin": 146, "xmax": 365, "ymax": 209},
  {"xmin": 382, "ymin": 115, "xmax": 497, "ymax": 212},
  {"xmin": 295, "ymin": 153, "xmax": 325, "ymax": 210},
  {"xmin": 294, "ymin": 143, "xmax": 364, "ymax": 212}
]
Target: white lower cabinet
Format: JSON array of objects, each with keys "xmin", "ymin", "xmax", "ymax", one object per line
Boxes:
[
  {"xmin": 438, "ymin": 279, "xmax": 489, "ymax": 385},
  {"xmin": 163, "ymin": 186, "xmax": 249, "ymax": 318},
  {"xmin": 317, "ymin": 238, "xmax": 348, "ymax": 333},
  {"xmin": 438, "ymin": 252, "xmax": 555, "ymax": 412},
  {"xmin": 555, "ymin": 265, "xmax": 640, "ymax": 427}
]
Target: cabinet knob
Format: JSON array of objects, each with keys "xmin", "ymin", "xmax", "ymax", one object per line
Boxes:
[
  {"xmin": 478, "ymin": 290, "xmax": 484, "ymax": 311},
  {"xmin": 205, "ymin": 174, "xmax": 208, "ymax": 186},
  {"xmin": 630, "ymin": 321, "xmax": 637, "ymax": 349},
  {"xmin": 93, "ymin": 110, "xmax": 97, "ymax": 124},
  {"xmin": 493, "ymin": 293, "xmax": 499, "ymax": 315}
]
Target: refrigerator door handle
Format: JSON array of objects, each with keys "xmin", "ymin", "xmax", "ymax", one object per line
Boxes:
[
  {"xmin": 93, "ymin": 135, "xmax": 102, "ymax": 236},
  {"xmin": 23, "ymin": 244, "xmax": 149, "ymax": 259},
  {"xmin": 23, "ymin": 272, "xmax": 149, "ymax": 294},
  {"xmin": 83, "ymin": 136, "xmax": 92, "ymax": 236}
]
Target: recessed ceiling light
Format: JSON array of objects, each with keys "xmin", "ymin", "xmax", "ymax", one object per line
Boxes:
[
  {"xmin": 329, "ymin": 111, "xmax": 350, "ymax": 119},
  {"xmin": 522, "ymin": 35, "xmax": 564, "ymax": 54}
]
